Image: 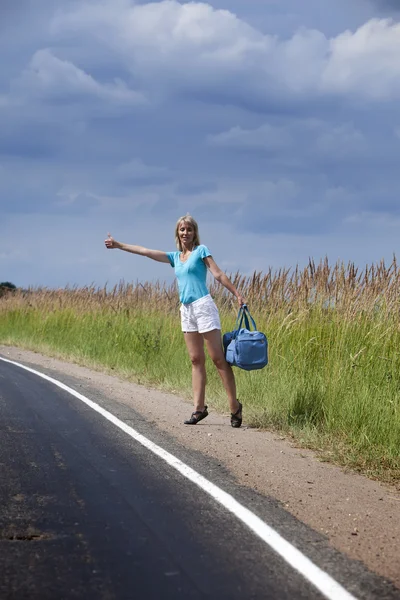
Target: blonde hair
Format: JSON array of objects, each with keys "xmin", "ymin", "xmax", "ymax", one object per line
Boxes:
[{"xmin": 174, "ymin": 213, "xmax": 201, "ymax": 251}]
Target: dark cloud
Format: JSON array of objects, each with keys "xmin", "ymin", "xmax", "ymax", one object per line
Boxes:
[
  {"xmin": 369, "ymin": 0, "xmax": 400, "ymax": 8},
  {"xmin": 0, "ymin": 0, "xmax": 29, "ymax": 26},
  {"xmin": 2, "ymin": 0, "xmax": 400, "ymax": 287}
]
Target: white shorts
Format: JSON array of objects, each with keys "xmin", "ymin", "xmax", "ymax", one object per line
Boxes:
[{"xmin": 180, "ymin": 294, "xmax": 221, "ymax": 334}]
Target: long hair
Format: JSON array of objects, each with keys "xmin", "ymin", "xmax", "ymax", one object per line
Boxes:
[{"xmin": 174, "ymin": 214, "xmax": 201, "ymax": 251}]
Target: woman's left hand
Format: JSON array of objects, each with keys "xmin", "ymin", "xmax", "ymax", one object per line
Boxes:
[{"xmin": 237, "ymin": 295, "xmax": 246, "ymax": 307}]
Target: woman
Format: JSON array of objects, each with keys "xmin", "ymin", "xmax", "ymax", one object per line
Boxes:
[{"xmin": 105, "ymin": 214, "xmax": 245, "ymax": 427}]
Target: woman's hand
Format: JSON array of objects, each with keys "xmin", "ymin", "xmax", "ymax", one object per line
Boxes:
[
  {"xmin": 237, "ymin": 294, "xmax": 246, "ymax": 307},
  {"xmin": 105, "ymin": 233, "xmax": 119, "ymax": 249}
]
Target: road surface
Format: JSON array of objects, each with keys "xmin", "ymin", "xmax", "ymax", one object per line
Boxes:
[{"xmin": 0, "ymin": 358, "xmax": 398, "ymax": 599}]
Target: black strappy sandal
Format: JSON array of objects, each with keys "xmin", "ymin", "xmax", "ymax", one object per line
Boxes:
[
  {"xmin": 230, "ymin": 401, "xmax": 242, "ymax": 428},
  {"xmin": 184, "ymin": 405, "xmax": 209, "ymax": 425}
]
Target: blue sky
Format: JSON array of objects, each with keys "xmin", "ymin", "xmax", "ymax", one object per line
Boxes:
[{"xmin": 2, "ymin": 0, "xmax": 400, "ymax": 288}]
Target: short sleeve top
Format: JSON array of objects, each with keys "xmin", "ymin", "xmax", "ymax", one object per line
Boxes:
[{"xmin": 166, "ymin": 245, "xmax": 212, "ymax": 304}]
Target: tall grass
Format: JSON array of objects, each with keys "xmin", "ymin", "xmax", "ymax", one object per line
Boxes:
[{"xmin": 1, "ymin": 258, "xmax": 399, "ymax": 484}]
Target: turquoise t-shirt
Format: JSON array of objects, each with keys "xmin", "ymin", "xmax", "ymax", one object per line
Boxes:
[{"xmin": 166, "ymin": 245, "xmax": 212, "ymax": 304}]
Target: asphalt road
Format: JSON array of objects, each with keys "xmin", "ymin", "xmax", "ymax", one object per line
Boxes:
[{"xmin": 0, "ymin": 359, "xmax": 398, "ymax": 600}]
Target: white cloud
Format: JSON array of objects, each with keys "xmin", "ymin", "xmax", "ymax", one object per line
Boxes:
[
  {"xmin": 313, "ymin": 124, "xmax": 366, "ymax": 156},
  {"xmin": 249, "ymin": 179, "xmax": 299, "ymax": 210},
  {"xmin": 83, "ymin": 190, "xmax": 163, "ymax": 213},
  {"xmin": 12, "ymin": 49, "xmax": 145, "ymax": 106},
  {"xmin": 321, "ymin": 19, "xmax": 400, "ymax": 99},
  {"xmin": 55, "ymin": 189, "xmax": 83, "ymax": 207},
  {"xmin": 117, "ymin": 158, "xmax": 171, "ymax": 179},
  {"xmin": 208, "ymin": 124, "xmax": 293, "ymax": 150},
  {"xmin": 344, "ymin": 210, "xmax": 400, "ymax": 227},
  {"xmin": 208, "ymin": 119, "xmax": 366, "ymax": 160},
  {"xmin": 50, "ymin": 2, "xmax": 400, "ymax": 102}
]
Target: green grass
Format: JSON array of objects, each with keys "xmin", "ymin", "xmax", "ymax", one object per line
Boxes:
[{"xmin": 1, "ymin": 289, "xmax": 399, "ymax": 485}]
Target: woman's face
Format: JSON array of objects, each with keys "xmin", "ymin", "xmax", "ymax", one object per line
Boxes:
[{"xmin": 178, "ymin": 221, "xmax": 195, "ymax": 247}]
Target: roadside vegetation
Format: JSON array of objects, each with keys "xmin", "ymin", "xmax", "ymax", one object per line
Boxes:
[
  {"xmin": 1, "ymin": 259, "xmax": 399, "ymax": 485},
  {"xmin": 0, "ymin": 281, "xmax": 17, "ymax": 297}
]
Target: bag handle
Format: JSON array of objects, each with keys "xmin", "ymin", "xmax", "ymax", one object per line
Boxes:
[
  {"xmin": 242, "ymin": 305, "xmax": 257, "ymax": 331},
  {"xmin": 234, "ymin": 307, "xmax": 249, "ymax": 332},
  {"xmin": 234, "ymin": 305, "xmax": 257, "ymax": 334}
]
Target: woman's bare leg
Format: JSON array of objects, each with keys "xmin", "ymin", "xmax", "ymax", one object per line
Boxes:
[
  {"xmin": 183, "ymin": 332, "xmax": 207, "ymax": 411},
  {"xmin": 203, "ymin": 329, "xmax": 241, "ymax": 414}
]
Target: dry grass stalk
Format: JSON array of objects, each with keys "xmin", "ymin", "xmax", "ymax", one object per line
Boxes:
[{"xmin": 1, "ymin": 257, "xmax": 399, "ymax": 320}]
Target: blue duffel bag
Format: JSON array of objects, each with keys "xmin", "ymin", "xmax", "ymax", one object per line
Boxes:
[{"xmin": 223, "ymin": 305, "xmax": 268, "ymax": 371}]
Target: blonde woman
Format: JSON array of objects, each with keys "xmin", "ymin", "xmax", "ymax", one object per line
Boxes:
[{"xmin": 105, "ymin": 214, "xmax": 245, "ymax": 427}]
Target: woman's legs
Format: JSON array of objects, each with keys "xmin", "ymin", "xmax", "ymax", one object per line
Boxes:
[
  {"xmin": 203, "ymin": 329, "xmax": 241, "ymax": 415},
  {"xmin": 183, "ymin": 332, "xmax": 207, "ymax": 411}
]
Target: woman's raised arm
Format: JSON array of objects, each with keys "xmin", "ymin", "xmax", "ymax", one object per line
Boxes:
[{"xmin": 104, "ymin": 233, "xmax": 171, "ymax": 263}]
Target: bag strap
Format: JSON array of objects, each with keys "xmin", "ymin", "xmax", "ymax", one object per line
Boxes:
[
  {"xmin": 242, "ymin": 305, "xmax": 257, "ymax": 331},
  {"xmin": 233, "ymin": 304, "xmax": 258, "ymax": 336},
  {"xmin": 234, "ymin": 307, "xmax": 249, "ymax": 332}
]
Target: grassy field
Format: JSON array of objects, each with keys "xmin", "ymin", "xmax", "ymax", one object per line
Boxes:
[{"xmin": 1, "ymin": 258, "xmax": 399, "ymax": 485}]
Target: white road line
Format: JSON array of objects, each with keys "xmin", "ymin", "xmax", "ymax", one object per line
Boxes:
[{"xmin": 0, "ymin": 356, "xmax": 358, "ymax": 600}]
